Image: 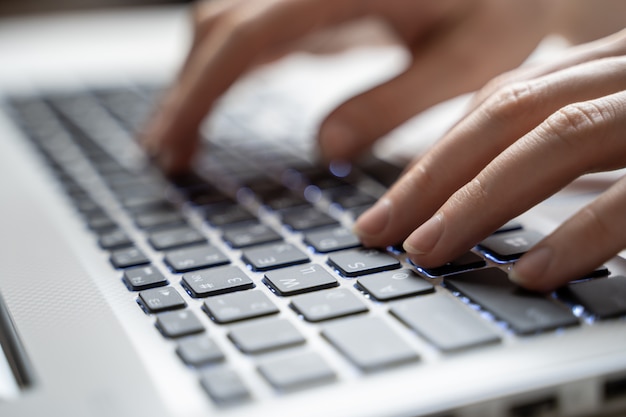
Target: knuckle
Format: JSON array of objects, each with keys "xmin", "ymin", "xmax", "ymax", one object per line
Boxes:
[
  {"xmin": 393, "ymin": 162, "xmax": 434, "ymax": 200},
  {"xmin": 449, "ymin": 177, "xmax": 490, "ymax": 213},
  {"xmin": 578, "ymin": 204, "xmax": 614, "ymax": 242},
  {"xmin": 484, "ymin": 82, "xmax": 536, "ymax": 125},
  {"xmin": 543, "ymin": 101, "xmax": 614, "ymax": 149}
]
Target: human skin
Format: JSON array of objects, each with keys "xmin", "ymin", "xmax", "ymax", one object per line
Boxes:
[{"xmin": 143, "ymin": 0, "xmax": 626, "ymax": 291}]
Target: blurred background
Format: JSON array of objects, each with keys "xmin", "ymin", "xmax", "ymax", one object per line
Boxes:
[{"xmin": 0, "ymin": 0, "xmax": 191, "ymax": 16}]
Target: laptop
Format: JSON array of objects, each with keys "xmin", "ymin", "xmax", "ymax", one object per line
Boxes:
[{"xmin": 1, "ymin": 5, "xmax": 626, "ymax": 417}]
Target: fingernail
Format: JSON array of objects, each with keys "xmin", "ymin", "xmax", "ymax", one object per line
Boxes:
[
  {"xmin": 509, "ymin": 246, "xmax": 553, "ymax": 286},
  {"xmin": 403, "ymin": 213, "xmax": 444, "ymax": 255},
  {"xmin": 353, "ymin": 198, "xmax": 392, "ymax": 238},
  {"xmin": 319, "ymin": 120, "xmax": 359, "ymax": 160}
]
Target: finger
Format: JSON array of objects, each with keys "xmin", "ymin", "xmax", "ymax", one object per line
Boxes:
[
  {"xmin": 147, "ymin": 0, "xmax": 415, "ymax": 173},
  {"xmin": 469, "ymin": 28, "xmax": 626, "ymax": 111},
  {"xmin": 354, "ymin": 56, "xmax": 626, "ymax": 247},
  {"xmin": 317, "ymin": 1, "xmax": 543, "ymax": 162},
  {"xmin": 179, "ymin": 0, "xmax": 249, "ymax": 77},
  {"xmin": 510, "ymin": 173, "xmax": 626, "ymax": 292},
  {"xmin": 404, "ymin": 89, "xmax": 626, "ymax": 271}
]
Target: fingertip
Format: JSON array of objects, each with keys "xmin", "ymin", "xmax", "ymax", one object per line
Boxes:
[
  {"xmin": 317, "ymin": 119, "xmax": 361, "ymax": 161},
  {"xmin": 508, "ymin": 246, "xmax": 554, "ymax": 291},
  {"xmin": 353, "ymin": 198, "xmax": 392, "ymax": 242}
]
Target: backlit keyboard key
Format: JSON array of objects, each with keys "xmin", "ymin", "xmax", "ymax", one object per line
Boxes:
[
  {"xmin": 242, "ymin": 243, "xmax": 309, "ymax": 271},
  {"xmin": 98, "ymin": 228, "xmax": 132, "ymax": 249},
  {"xmin": 222, "ymin": 222, "xmax": 282, "ymax": 248},
  {"xmin": 303, "ymin": 226, "xmax": 361, "ymax": 253},
  {"xmin": 148, "ymin": 226, "xmax": 206, "ymax": 250},
  {"xmin": 123, "ymin": 264, "xmax": 168, "ymax": 290},
  {"xmin": 479, "ymin": 229, "xmax": 543, "ymax": 262},
  {"xmin": 164, "ymin": 244, "xmax": 230, "ymax": 273},
  {"xmin": 560, "ymin": 275, "xmax": 626, "ymax": 319},
  {"xmin": 138, "ymin": 286, "xmax": 186, "ymax": 313},
  {"xmin": 264, "ymin": 264, "xmax": 337, "ymax": 296},
  {"xmin": 110, "ymin": 246, "xmax": 150, "ymax": 268},
  {"xmin": 419, "ymin": 252, "xmax": 486, "ymax": 276},
  {"xmin": 327, "ymin": 249, "xmax": 400, "ymax": 277},
  {"xmin": 357, "ymin": 269, "xmax": 434, "ymax": 301},
  {"xmin": 203, "ymin": 290, "xmax": 279, "ymax": 323},
  {"xmin": 281, "ymin": 207, "xmax": 338, "ymax": 231},
  {"xmin": 181, "ymin": 265, "xmax": 254, "ymax": 297},
  {"xmin": 445, "ymin": 268, "xmax": 578, "ymax": 334}
]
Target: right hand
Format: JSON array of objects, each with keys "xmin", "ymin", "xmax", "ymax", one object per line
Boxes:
[{"xmin": 142, "ymin": 0, "xmax": 555, "ymax": 174}]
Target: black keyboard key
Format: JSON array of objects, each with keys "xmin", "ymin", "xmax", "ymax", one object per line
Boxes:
[
  {"xmin": 74, "ymin": 195, "xmax": 100, "ymax": 213},
  {"xmin": 182, "ymin": 265, "xmax": 254, "ymax": 297},
  {"xmin": 242, "ymin": 243, "xmax": 309, "ymax": 271},
  {"xmin": 148, "ymin": 226, "xmax": 205, "ymax": 250},
  {"xmin": 222, "ymin": 222, "xmax": 282, "ymax": 248},
  {"xmin": 98, "ymin": 228, "xmax": 132, "ymax": 249},
  {"xmin": 121, "ymin": 195, "xmax": 169, "ymax": 211},
  {"xmin": 561, "ymin": 276, "xmax": 626, "ymax": 319},
  {"xmin": 479, "ymin": 229, "xmax": 544, "ymax": 262},
  {"xmin": 110, "ymin": 246, "xmax": 150, "ymax": 268},
  {"xmin": 419, "ymin": 252, "xmax": 486, "ymax": 276},
  {"xmin": 258, "ymin": 352, "xmax": 336, "ymax": 391},
  {"xmin": 357, "ymin": 269, "xmax": 434, "ymax": 301},
  {"xmin": 264, "ymin": 264, "xmax": 337, "ymax": 296},
  {"xmin": 176, "ymin": 335, "xmax": 224, "ymax": 366},
  {"xmin": 203, "ymin": 290, "xmax": 279, "ymax": 323},
  {"xmin": 327, "ymin": 249, "xmax": 400, "ymax": 277},
  {"xmin": 322, "ymin": 316, "xmax": 418, "ymax": 372},
  {"xmin": 86, "ymin": 212, "xmax": 116, "ymax": 232},
  {"xmin": 138, "ymin": 286, "xmax": 186, "ymax": 313},
  {"xmin": 390, "ymin": 294, "xmax": 501, "ymax": 352},
  {"xmin": 228, "ymin": 318, "xmax": 305, "ymax": 354},
  {"xmin": 187, "ymin": 188, "xmax": 230, "ymax": 206},
  {"xmin": 445, "ymin": 268, "xmax": 579, "ymax": 334},
  {"xmin": 494, "ymin": 219, "xmax": 524, "ymax": 234},
  {"xmin": 262, "ymin": 189, "xmax": 309, "ymax": 211},
  {"xmin": 200, "ymin": 367, "xmax": 250, "ymax": 404},
  {"xmin": 327, "ymin": 186, "xmax": 377, "ymax": 209},
  {"xmin": 156, "ymin": 310, "xmax": 204, "ymax": 338},
  {"xmin": 303, "ymin": 226, "xmax": 361, "ymax": 253},
  {"xmin": 164, "ymin": 244, "xmax": 230, "ymax": 273},
  {"xmin": 281, "ymin": 207, "xmax": 338, "ymax": 231},
  {"xmin": 204, "ymin": 202, "xmax": 256, "ymax": 226},
  {"xmin": 123, "ymin": 265, "xmax": 168, "ymax": 290},
  {"xmin": 290, "ymin": 288, "xmax": 368, "ymax": 322},
  {"xmin": 134, "ymin": 209, "xmax": 184, "ymax": 229}
]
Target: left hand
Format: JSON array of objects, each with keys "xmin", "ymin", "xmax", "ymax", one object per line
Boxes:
[{"xmin": 354, "ymin": 29, "xmax": 626, "ymax": 292}]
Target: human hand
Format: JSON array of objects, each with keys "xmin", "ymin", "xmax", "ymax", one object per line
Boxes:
[
  {"xmin": 142, "ymin": 0, "xmax": 554, "ymax": 173},
  {"xmin": 354, "ymin": 30, "xmax": 626, "ymax": 292}
]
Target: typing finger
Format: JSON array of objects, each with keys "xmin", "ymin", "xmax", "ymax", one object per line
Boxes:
[
  {"xmin": 404, "ymin": 88, "xmax": 626, "ymax": 274},
  {"xmin": 355, "ymin": 55, "xmax": 626, "ymax": 247},
  {"xmin": 318, "ymin": 0, "xmax": 550, "ymax": 161},
  {"xmin": 142, "ymin": 0, "xmax": 367, "ymax": 173},
  {"xmin": 469, "ymin": 28, "xmax": 626, "ymax": 111}
]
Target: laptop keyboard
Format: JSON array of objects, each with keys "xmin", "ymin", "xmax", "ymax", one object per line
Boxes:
[{"xmin": 7, "ymin": 84, "xmax": 626, "ymax": 406}]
